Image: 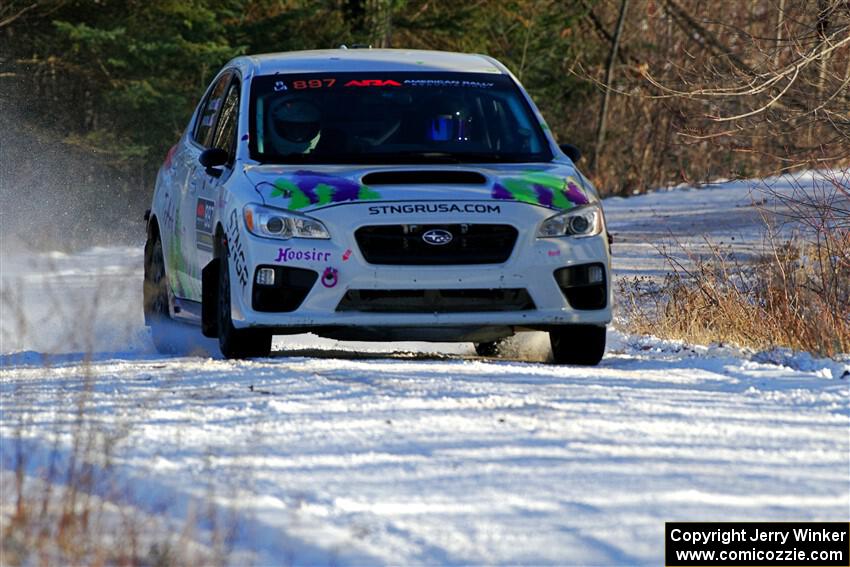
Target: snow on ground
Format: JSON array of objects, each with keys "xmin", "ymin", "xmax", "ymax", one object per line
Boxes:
[
  {"xmin": 604, "ymin": 168, "xmax": 849, "ymax": 279},
  {"xmin": 1, "ymin": 172, "xmax": 848, "ymax": 565}
]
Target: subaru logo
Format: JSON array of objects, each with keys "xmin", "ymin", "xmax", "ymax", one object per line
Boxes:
[{"xmin": 422, "ymin": 229, "xmax": 453, "ymax": 246}]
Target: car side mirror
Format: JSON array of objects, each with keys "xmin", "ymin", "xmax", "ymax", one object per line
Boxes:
[
  {"xmin": 199, "ymin": 148, "xmax": 228, "ymax": 177},
  {"xmin": 559, "ymin": 143, "xmax": 582, "ymax": 163}
]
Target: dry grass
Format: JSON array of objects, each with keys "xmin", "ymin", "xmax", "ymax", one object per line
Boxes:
[
  {"xmin": 621, "ymin": 176, "xmax": 850, "ymax": 357},
  {"xmin": 1, "ymin": 364, "xmax": 239, "ymax": 567},
  {"xmin": 0, "ymin": 258, "xmax": 240, "ymax": 566},
  {"xmin": 0, "ymin": 360, "xmax": 243, "ymax": 566}
]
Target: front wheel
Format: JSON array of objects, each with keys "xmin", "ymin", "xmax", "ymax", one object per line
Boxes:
[
  {"xmin": 217, "ymin": 243, "xmax": 272, "ymax": 359},
  {"xmin": 550, "ymin": 325, "xmax": 606, "ymax": 366}
]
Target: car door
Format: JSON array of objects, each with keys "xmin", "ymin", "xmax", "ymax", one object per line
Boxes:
[
  {"xmin": 177, "ymin": 71, "xmax": 233, "ymax": 301},
  {"xmin": 188, "ymin": 76, "xmax": 241, "ymax": 293}
]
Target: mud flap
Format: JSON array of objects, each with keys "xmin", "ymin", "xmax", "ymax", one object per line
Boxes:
[{"xmin": 201, "ymin": 259, "xmax": 220, "ymax": 338}]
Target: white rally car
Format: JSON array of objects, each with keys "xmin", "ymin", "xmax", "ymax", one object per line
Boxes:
[{"xmin": 144, "ymin": 48, "xmax": 612, "ymax": 364}]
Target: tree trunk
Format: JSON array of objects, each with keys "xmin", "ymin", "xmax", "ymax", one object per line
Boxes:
[
  {"xmin": 367, "ymin": 0, "xmax": 394, "ymax": 48},
  {"xmin": 775, "ymin": 0, "xmax": 785, "ymax": 66},
  {"xmin": 591, "ymin": 0, "xmax": 629, "ymax": 175}
]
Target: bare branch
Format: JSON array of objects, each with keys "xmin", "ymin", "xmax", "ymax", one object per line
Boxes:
[
  {"xmin": 0, "ymin": 2, "xmax": 38, "ymax": 29},
  {"xmin": 712, "ymin": 65, "xmax": 800, "ymax": 121}
]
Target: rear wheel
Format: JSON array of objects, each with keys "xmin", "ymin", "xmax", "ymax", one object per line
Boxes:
[
  {"xmin": 550, "ymin": 325, "xmax": 606, "ymax": 366},
  {"xmin": 144, "ymin": 236, "xmax": 180, "ymax": 354},
  {"xmin": 474, "ymin": 340, "xmax": 504, "ymax": 357},
  {"xmin": 217, "ymin": 242, "xmax": 272, "ymax": 359}
]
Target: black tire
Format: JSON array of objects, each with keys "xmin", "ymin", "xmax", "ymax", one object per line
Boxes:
[
  {"xmin": 217, "ymin": 243, "xmax": 272, "ymax": 359},
  {"xmin": 474, "ymin": 340, "xmax": 504, "ymax": 357},
  {"xmin": 144, "ymin": 237, "xmax": 181, "ymax": 354},
  {"xmin": 550, "ymin": 325, "xmax": 606, "ymax": 366}
]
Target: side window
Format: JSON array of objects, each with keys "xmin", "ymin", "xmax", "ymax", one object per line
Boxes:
[
  {"xmin": 193, "ymin": 72, "xmax": 232, "ymax": 147},
  {"xmin": 210, "ymin": 80, "xmax": 240, "ymax": 162}
]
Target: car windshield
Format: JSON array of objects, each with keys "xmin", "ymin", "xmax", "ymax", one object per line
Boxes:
[{"xmin": 249, "ymin": 72, "xmax": 552, "ymax": 164}]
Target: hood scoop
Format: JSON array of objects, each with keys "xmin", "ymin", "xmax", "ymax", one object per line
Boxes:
[{"xmin": 361, "ymin": 170, "xmax": 487, "ymax": 185}]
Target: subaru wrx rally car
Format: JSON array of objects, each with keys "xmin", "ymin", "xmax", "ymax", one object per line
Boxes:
[{"xmin": 144, "ymin": 49, "xmax": 612, "ymax": 364}]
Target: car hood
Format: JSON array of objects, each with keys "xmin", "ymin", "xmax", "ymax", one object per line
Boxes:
[{"xmin": 243, "ymin": 163, "xmax": 597, "ymax": 213}]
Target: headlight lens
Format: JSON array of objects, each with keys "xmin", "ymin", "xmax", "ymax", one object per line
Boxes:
[
  {"xmin": 243, "ymin": 203, "xmax": 330, "ymax": 240},
  {"xmin": 537, "ymin": 204, "xmax": 603, "ymax": 238}
]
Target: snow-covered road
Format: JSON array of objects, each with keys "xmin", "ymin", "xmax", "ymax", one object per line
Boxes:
[
  {"xmin": 1, "ymin": 172, "xmax": 848, "ymax": 565},
  {"xmin": 3, "ymin": 344, "xmax": 847, "ymax": 565}
]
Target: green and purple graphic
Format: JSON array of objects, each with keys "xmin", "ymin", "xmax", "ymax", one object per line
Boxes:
[
  {"xmin": 492, "ymin": 172, "xmax": 589, "ymax": 209},
  {"xmin": 270, "ymin": 171, "xmax": 380, "ymax": 210}
]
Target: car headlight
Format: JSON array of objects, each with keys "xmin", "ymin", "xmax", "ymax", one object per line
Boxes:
[
  {"xmin": 537, "ymin": 204, "xmax": 603, "ymax": 238},
  {"xmin": 243, "ymin": 203, "xmax": 330, "ymax": 240}
]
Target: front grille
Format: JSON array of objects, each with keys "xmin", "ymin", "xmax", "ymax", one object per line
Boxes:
[
  {"xmin": 337, "ymin": 288, "xmax": 535, "ymax": 313},
  {"xmin": 355, "ymin": 224, "xmax": 517, "ymax": 265}
]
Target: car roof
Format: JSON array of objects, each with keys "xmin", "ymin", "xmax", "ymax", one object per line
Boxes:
[{"xmin": 233, "ymin": 49, "xmax": 507, "ymax": 76}]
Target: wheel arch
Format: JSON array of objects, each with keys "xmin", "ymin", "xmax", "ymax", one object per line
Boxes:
[
  {"xmin": 143, "ymin": 214, "xmax": 165, "ymax": 327},
  {"xmin": 201, "ymin": 222, "xmax": 227, "ymax": 337},
  {"xmin": 144, "ymin": 215, "xmax": 162, "ymax": 276},
  {"xmin": 147, "ymin": 214, "xmax": 161, "ymax": 240},
  {"xmin": 213, "ymin": 222, "xmax": 227, "ymax": 258}
]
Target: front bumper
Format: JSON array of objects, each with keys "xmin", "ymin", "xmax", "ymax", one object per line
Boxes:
[{"xmin": 228, "ymin": 201, "xmax": 613, "ymax": 332}]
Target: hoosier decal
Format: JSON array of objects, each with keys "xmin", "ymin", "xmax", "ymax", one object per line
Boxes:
[{"xmin": 275, "ymin": 247, "xmax": 332, "ymax": 263}]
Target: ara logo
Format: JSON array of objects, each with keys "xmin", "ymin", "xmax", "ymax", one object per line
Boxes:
[
  {"xmin": 422, "ymin": 229, "xmax": 453, "ymax": 246},
  {"xmin": 344, "ymin": 79, "xmax": 402, "ymax": 87}
]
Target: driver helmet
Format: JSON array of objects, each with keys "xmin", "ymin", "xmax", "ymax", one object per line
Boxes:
[{"xmin": 267, "ymin": 98, "xmax": 321, "ymax": 154}]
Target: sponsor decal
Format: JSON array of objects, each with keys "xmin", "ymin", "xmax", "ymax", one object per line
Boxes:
[
  {"xmin": 422, "ymin": 229, "xmax": 453, "ymax": 246},
  {"xmin": 269, "ymin": 171, "xmax": 380, "ymax": 210},
  {"xmin": 275, "ymin": 247, "xmax": 332, "ymax": 263},
  {"xmin": 344, "ymin": 79, "xmax": 401, "ymax": 87},
  {"xmin": 164, "ymin": 194, "xmax": 191, "ymax": 298},
  {"xmin": 156, "ymin": 190, "xmax": 198, "ymax": 298},
  {"xmin": 195, "ymin": 198, "xmax": 215, "ymax": 252},
  {"xmin": 321, "ymin": 267, "xmax": 339, "ymax": 288},
  {"xmin": 368, "ymin": 203, "xmax": 501, "ymax": 215},
  {"xmin": 196, "ymin": 233, "xmax": 214, "ymax": 252},
  {"xmin": 293, "ymin": 78, "xmax": 336, "ymax": 89},
  {"xmin": 402, "ymin": 79, "xmax": 495, "ymax": 89},
  {"xmin": 196, "ymin": 198, "xmax": 215, "ymax": 232},
  {"xmin": 227, "ymin": 209, "xmax": 249, "ymax": 289},
  {"xmin": 547, "ymin": 249, "xmax": 561, "ymax": 257},
  {"xmin": 342, "ymin": 249, "xmax": 352, "ymax": 261},
  {"xmin": 162, "ymin": 192, "xmax": 177, "ymax": 231},
  {"xmin": 492, "ymin": 172, "xmax": 590, "ymax": 209}
]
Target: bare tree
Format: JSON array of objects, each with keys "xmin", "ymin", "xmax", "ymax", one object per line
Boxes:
[{"xmin": 591, "ymin": 0, "xmax": 629, "ymax": 174}]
